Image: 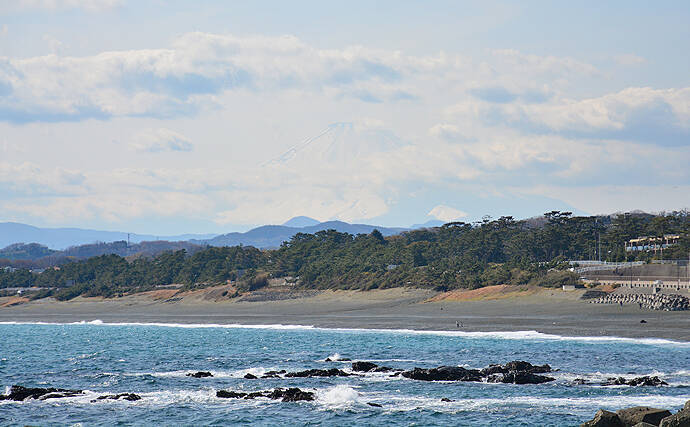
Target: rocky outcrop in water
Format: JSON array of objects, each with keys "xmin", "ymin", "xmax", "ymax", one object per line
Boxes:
[
  {"xmin": 261, "ymin": 370, "xmax": 286, "ymax": 378},
  {"xmin": 400, "ymin": 360, "xmax": 554, "ymax": 383},
  {"xmin": 285, "ymin": 368, "xmax": 350, "ymax": 378},
  {"xmin": 590, "ymin": 293, "xmax": 689, "ymax": 311},
  {"xmin": 487, "ymin": 371, "xmax": 555, "ymax": 384},
  {"xmin": 216, "ymin": 387, "xmax": 315, "ymax": 402},
  {"xmin": 351, "ymin": 361, "xmax": 395, "ymax": 373},
  {"xmin": 0, "ymin": 385, "xmax": 83, "ymax": 401},
  {"xmin": 401, "ymin": 366, "xmax": 483, "ymax": 382},
  {"xmin": 581, "ymin": 401, "xmax": 689, "ymax": 427},
  {"xmin": 480, "ymin": 361, "xmax": 552, "ymax": 376},
  {"xmin": 602, "ymin": 376, "xmax": 668, "ymax": 387},
  {"xmin": 95, "ymin": 393, "xmax": 141, "ymax": 401},
  {"xmin": 186, "ymin": 371, "xmax": 213, "ymax": 378}
]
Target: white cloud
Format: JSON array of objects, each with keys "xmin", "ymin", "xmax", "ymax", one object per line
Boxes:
[
  {"xmin": 0, "ymin": 32, "xmax": 603, "ymax": 124},
  {"xmin": 428, "ymin": 205, "xmax": 468, "ymax": 222},
  {"xmin": 129, "ymin": 128, "xmax": 193, "ymax": 153}
]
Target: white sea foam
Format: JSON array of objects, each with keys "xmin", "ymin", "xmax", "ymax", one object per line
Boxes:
[
  {"xmin": 1, "ymin": 321, "xmax": 688, "ymax": 347},
  {"xmin": 317, "ymin": 385, "xmax": 361, "ymax": 407}
]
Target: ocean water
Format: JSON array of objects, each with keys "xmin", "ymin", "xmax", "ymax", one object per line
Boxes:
[{"xmin": 1, "ymin": 322, "xmax": 689, "ymax": 426}]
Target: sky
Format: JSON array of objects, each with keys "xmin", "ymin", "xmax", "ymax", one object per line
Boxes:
[{"xmin": 0, "ymin": 0, "xmax": 689, "ymax": 235}]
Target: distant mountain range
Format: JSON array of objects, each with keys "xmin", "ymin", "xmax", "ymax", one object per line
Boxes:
[
  {"xmin": 194, "ymin": 219, "xmax": 410, "ymax": 249},
  {"xmin": 0, "ymin": 222, "xmax": 215, "ymax": 250},
  {"xmin": 0, "ymin": 217, "xmax": 443, "ymax": 258}
]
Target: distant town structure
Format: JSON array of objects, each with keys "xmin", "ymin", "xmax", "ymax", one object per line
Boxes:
[{"xmin": 625, "ymin": 234, "xmax": 680, "ymax": 253}]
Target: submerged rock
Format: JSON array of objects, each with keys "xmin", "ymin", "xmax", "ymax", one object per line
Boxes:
[
  {"xmin": 401, "ymin": 366, "xmax": 482, "ymax": 382},
  {"xmin": 285, "ymin": 368, "xmax": 350, "ymax": 378},
  {"xmin": 95, "ymin": 393, "xmax": 141, "ymax": 402},
  {"xmin": 186, "ymin": 371, "xmax": 213, "ymax": 378},
  {"xmin": 0, "ymin": 385, "xmax": 83, "ymax": 401},
  {"xmin": 244, "ymin": 373, "xmax": 258, "ymax": 379},
  {"xmin": 261, "ymin": 370, "xmax": 286, "ymax": 379},
  {"xmin": 216, "ymin": 387, "xmax": 314, "ymax": 402},
  {"xmin": 602, "ymin": 376, "xmax": 668, "ymax": 387},
  {"xmin": 367, "ymin": 402, "xmax": 383, "ymax": 407}
]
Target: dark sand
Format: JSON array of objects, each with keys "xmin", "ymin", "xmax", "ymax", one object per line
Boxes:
[{"xmin": 1, "ymin": 287, "xmax": 689, "ymax": 341}]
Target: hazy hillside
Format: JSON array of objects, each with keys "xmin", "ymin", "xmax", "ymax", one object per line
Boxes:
[
  {"xmin": 0, "ymin": 222, "xmax": 215, "ymax": 250},
  {"xmin": 197, "ymin": 220, "xmax": 409, "ymax": 248}
]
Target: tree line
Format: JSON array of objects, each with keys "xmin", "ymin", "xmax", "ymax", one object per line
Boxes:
[{"xmin": 0, "ymin": 211, "xmax": 687, "ymax": 300}]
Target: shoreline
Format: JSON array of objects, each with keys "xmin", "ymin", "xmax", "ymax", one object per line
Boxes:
[{"xmin": 2, "ymin": 286, "xmax": 689, "ymax": 341}]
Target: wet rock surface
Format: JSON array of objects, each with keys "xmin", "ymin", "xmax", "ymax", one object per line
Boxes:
[
  {"xmin": 401, "ymin": 366, "xmax": 483, "ymax": 382},
  {"xmin": 602, "ymin": 376, "xmax": 668, "ymax": 387},
  {"xmin": 186, "ymin": 371, "xmax": 213, "ymax": 378},
  {"xmin": 0, "ymin": 385, "xmax": 83, "ymax": 401},
  {"xmin": 400, "ymin": 360, "xmax": 554, "ymax": 383},
  {"xmin": 351, "ymin": 361, "xmax": 395, "ymax": 373},
  {"xmin": 284, "ymin": 368, "xmax": 350, "ymax": 378},
  {"xmin": 487, "ymin": 371, "xmax": 555, "ymax": 384},
  {"xmin": 216, "ymin": 387, "xmax": 315, "ymax": 402},
  {"xmin": 95, "ymin": 393, "xmax": 141, "ymax": 402}
]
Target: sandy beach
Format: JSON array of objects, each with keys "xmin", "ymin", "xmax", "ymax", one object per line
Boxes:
[{"xmin": 1, "ymin": 286, "xmax": 689, "ymax": 341}]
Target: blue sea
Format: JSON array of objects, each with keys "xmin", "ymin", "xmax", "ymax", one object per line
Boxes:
[{"xmin": 1, "ymin": 321, "xmax": 689, "ymax": 426}]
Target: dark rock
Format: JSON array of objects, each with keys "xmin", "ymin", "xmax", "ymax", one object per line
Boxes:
[
  {"xmin": 616, "ymin": 406, "xmax": 672, "ymax": 427},
  {"xmin": 504, "ymin": 360, "xmax": 552, "ymax": 374},
  {"xmin": 573, "ymin": 378, "xmax": 589, "ymax": 385},
  {"xmin": 602, "ymin": 376, "xmax": 667, "ymax": 387},
  {"xmin": 580, "ymin": 409, "xmax": 624, "ymax": 427},
  {"xmin": 340, "ymin": 358, "xmax": 351, "ymax": 361},
  {"xmin": 660, "ymin": 406, "xmax": 690, "ymax": 427},
  {"xmin": 217, "ymin": 390, "xmax": 247, "ymax": 399},
  {"xmin": 479, "ymin": 361, "xmax": 551, "ymax": 376},
  {"xmin": 186, "ymin": 371, "xmax": 213, "ymax": 378},
  {"xmin": 324, "ymin": 358, "xmax": 332, "ymax": 362},
  {"xmin": 367, "ymin": 402, "xmax": 383, "ymax": 407},
  {"xmin": 480, "ymin": 364, "xmax": 507, "ymax": 376},
  {"xmin": 285, "ymin": 368, "xmax": 350, "ymax": 378},
  {"xmin": 389, "ymin": 372, "xmax": 401, "ymax": 377},
  {"xmin": 401, "ymin": 366, "xmax": 482, "ymax": 382},
  {"xmin": 487, "ymin": 371, "xmax": 555, "ymax": 385},
  {"xmin": 267, "ymin": 388, "xmax": 315, "ymax": 402},
  {"xmin": 216, "ymin": 388, "xmax": 314, "ymax": 402},
  {"xmin": 640, "ymin": 320, "xmax": 647, "ymax": 324},
  {"xmin": 352, "ymin": 361, "xmax": 379, "ymax": 372},
  {"xmin": 95, "ymin": 393, "xmax": 141, "ymax": 401},
  {"xmin": 244, "ymin": 373, "xmax": 258, "ymax": 379},
  {"xmin": 261, "ymin": 370, "xmax": 286, "ymax": 378},
  {"xmin": 628, "ymin": 376, "xmax": 668, "ymax": 387},
  {"xmin": 441, "ymin": 398, "xmax": 454, "ymax": 402},
  {"xmin": 0, "ymin": 385, "xmax": 83, "ymax": 401}
]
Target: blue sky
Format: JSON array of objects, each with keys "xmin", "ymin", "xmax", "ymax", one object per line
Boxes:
[{"xmin": 0, "ymin": 1, "xmax": 688, "ymax": 234}]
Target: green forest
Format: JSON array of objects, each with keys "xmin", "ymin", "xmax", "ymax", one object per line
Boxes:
[{"xmin": 1, "ymin": 211, "xmax": 688, "ymax": 300}]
